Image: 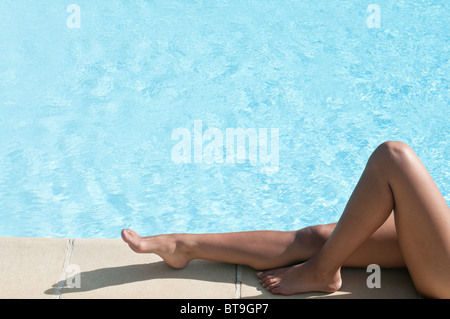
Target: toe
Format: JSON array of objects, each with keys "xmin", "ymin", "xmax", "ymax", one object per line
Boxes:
[
  {"xmin": 121, "ymin": 229, "xmax": 131, "ymax": 241},
  {"xmin": 257, "ymin": 270, "xmax": 275, "ymax": 281},
  {"xmin": 121, "ymin": 229, "xmax": 143, "ymax": 252},
  {"xmin": 266, "ymin": 281, "xmax": 280, "ymax": 292},
  {"xmin": 257, "ymin": 271, "xmax": 268, "ymax": 280},
  {"xmin": 270, "ymin": 286, "xmax": 282, "ymax": 294},
  {"xmin": 263, "ymin": 278, "xmax": 279, "ymax": 289},
  {"xmin": 260, "ymin": 277, "xmax": 273, "ymax": 287}
]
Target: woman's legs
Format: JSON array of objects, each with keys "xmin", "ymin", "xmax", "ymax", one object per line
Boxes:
[{"xmin": 258, "ymin": 141, "xmax": 450, "ymax": 298}]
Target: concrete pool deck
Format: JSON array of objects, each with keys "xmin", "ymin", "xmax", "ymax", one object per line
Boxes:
[{"xmin": 0, "ymin": 237, "xmax": 421, "ymax": 299}]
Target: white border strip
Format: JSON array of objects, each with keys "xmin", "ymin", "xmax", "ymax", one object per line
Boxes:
[
  {"xmin": 234, "ymin": 264, "xmax": 242, "ymax": 299},
  {"xmin": 53, "ymin": 238, "xmax": 74, "ymax": 299}
]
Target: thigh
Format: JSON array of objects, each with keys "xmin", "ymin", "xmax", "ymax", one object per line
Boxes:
[
  {"xmin": 392, "ymin": 162, "xmax": 450, "ymax": 298},
  {"xmin": 388, "ymin": 151, "xmax": 450, "ymax": 298}
]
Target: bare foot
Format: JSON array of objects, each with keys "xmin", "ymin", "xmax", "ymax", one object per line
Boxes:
[
  {"xmin": 121, "ymin": 229, "xmax": 191, "ymax": 269},
  {"xmin": 257, "ymin": 260, "xmax": 342, "ymax": 295}
]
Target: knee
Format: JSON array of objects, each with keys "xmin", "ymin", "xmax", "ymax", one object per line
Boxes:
[
  {"xmin": 378, "ymin": 141, "xmax": 415, "ymax": 158},
  {"xmin": 370, "ymin": 141, "xmax": 417, "ymax": 170},
  {"xmin": 295, "ymin": 224, "xmax": 331, "ymax": 252}
]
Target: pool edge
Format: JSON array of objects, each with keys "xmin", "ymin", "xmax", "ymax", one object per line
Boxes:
[{"xmin": 0, "ymin": 237, "xmax": 421, "ymax": 299}]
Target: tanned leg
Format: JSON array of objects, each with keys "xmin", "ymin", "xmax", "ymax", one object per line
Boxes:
[
  {"xmin": 258, "ymin": 142, "xmax": 450, "ymax": 298},
  {"xmin": 121, "ymin": 228, "xmax": 316, "ymax": 270}
]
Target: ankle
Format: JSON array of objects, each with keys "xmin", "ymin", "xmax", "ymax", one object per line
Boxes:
[
  {"xmin": 171, "ymin": 233, "xmax": 194, "ymax": 259},
  {"xmin": 308, "ymin": 258, "xmax": 342, "ymax": 292}
]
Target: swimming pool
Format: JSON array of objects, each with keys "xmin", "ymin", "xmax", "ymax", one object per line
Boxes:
[{"xmin": 0, "ymin": 1, "xmax": 448, "ymax": 238}]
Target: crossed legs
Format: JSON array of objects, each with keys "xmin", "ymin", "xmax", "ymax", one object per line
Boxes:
[{"xmin": 122, "ymin": 142, "xmax": 450, "ymax": 298}]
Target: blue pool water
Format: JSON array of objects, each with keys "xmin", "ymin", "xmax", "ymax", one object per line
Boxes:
[{"xmin": 0, "ymin": 1, "xmax": 448, "ymax": 238}]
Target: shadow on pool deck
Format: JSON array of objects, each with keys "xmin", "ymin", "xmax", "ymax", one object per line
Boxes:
[
  {"xmin": 45, "ymin": 260, "xmax": 237, "ymax": 298},
  {"xmin": 0, "ymin": 237, "xmax": 421, "ymax": 299}
]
